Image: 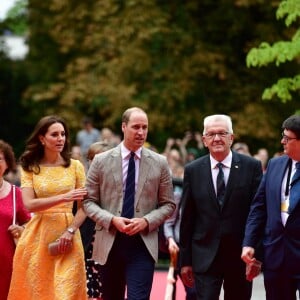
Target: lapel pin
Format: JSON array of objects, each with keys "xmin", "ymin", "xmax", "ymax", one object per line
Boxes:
[{"xmin": 235, "ymin": 165, "xmax": 239, "ymax": 169}]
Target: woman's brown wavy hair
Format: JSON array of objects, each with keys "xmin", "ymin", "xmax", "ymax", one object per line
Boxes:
[{"xmin": 20, "ymin": 115, "xmax": 71, "ymax": 174}]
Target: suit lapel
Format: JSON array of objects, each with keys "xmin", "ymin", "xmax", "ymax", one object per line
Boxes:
[
  {"xmin": 110, "ymin": 146, "xmax": 123, "ymax": 197},
  {"xmin": 226, "ymin": 153, "xmax": 241, "ymax": 193},
  {"xmin": 220, "ymin": 152, "xmax": 242, "ymax": 209},
  {"xmin": 135, "ymin": 148, "xmax": 151, "ymax": 205},
  {"xmin": 202, "ymin": 157, "xmax": 220, "ymax": 209},
  {"xmin": 288, "ymin": 185, "xmax": 300, "ymax": 214},
  {"xmin": 274, "ymin": 157, "xmax": 290, "ymax": 214}
]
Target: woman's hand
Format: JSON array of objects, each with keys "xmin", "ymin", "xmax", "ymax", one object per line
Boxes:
[
  {"xmin": 58, "ymin": 230, "xmax": 74, "ymax": 253},
  {"xmin": 64, "ymin": 187, "xmax": 87, "ymax": 202},
  {"xmin": 8, "ymin": 224, "xmax": 25, "ymax": 239}
]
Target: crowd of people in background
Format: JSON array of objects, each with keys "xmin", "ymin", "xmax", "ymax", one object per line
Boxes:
[
  {"xmin": 232, "ymin": 142, "xmax": 270, "ymax": 173},
  {"xmin": 3, "ymin": 108, "xmax": 299, "ymax": 300}
]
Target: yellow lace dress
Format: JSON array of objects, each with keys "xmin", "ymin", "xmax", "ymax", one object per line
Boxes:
[{"xmin": 8, "ymin": 159, "xmax": 88, "ymax": 300}]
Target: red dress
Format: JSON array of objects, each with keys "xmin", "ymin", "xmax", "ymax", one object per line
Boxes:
[{"xmin": 0, "ymin": 185, "xmax": 31, "ymax": 299}]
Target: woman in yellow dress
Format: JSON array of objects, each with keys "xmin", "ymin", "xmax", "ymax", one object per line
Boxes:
[{"xmin": 8, "ymin": 115, "xmax": 88, "ymax": 300}]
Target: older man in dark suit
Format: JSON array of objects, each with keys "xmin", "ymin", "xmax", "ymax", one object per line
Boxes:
[{"xmin": 180, "ymin": 114, "xmax": 262, "ymax": 300}]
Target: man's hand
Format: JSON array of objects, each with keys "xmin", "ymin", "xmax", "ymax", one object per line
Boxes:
[
  {"xmin": 241, "ymin": 246, "xmax": 255, "ymax": 264},
  {"xmin": 168, "ymin": 237, "xmax": 179, "ymax": 255},
  {"xmin": 112, "ymin": 217, "xmax": 148, "ymax": 235},
  {"xmin": 181, "ymin": 265, "xmax": 194, "ymax": 287}
]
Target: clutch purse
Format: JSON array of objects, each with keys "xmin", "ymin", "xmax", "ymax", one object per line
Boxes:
[
  {"xmin": 48, "ymin": 240, "xmax": 72, "ymax": 256},
  {"xmin": 48, "ymin": 213, "xmax": 73, "ymax": 256},
  {"xmin": 48, "ymin": 240, "xmax": 62, "ymax": 256}
]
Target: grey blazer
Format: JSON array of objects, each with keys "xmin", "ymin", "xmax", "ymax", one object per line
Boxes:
[{"xmin": 83, "ymin": 144, "xmax": 175, "ymax": 265}]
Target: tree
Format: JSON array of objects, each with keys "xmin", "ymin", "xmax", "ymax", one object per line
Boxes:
[
  {"xmin": 4, "ymin": 0, "xmax": 297, "ymax": 154},
  {"xmin": 5, "ymin": 0, "xmax": 28, "ymax": 35},
  {"xmin": 0, "ymin": 0, "xmax": 30, "ymax": 156},
  {"xmin": 24, "ymin": 0, "xmax": 228, "ymax": 146},
  {"xmin": 246, "ymin": 0, "xmax": 300, "ymax": 103}
]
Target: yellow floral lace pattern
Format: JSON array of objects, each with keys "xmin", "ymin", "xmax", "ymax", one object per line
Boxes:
[{"xmin": 8, "ymin": 159, "xmax": 88, "ymax": 300}]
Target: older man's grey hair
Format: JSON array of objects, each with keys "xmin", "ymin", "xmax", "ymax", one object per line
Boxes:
[{"xmin": 203, "ymin": 114, "xmax": 233, "ymax": 134}]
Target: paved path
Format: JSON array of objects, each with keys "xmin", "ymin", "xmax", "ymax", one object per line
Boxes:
[
  {"xmin": 151, "ymin": 270, "xmax": 185, "ymax": 300},
  {"xmin": 151, "ymin": 271, "xmax": 265, "ymax": 299},
  {"xmin": 251, "ymin": 274, "xmax": 265, "ymax": 299},
  {"xmin": 220, "ymin": 274, "xmax": 265, "ymax": 299}
]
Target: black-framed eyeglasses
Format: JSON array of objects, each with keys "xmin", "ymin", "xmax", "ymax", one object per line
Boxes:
[
  {"xmin": 281, "ymin": 132, "xmax": 298, "ymax": 143},
  {"xmin": 204, "ymin": 132, "xmax": 229, "ymax": 139}
]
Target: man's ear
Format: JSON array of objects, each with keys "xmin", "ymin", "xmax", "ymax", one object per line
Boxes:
[{"xmin": 121, "ymin": 122, "xmax": 126, "ymax": 133}]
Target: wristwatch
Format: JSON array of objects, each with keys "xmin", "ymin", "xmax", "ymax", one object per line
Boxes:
[{"xmin": 66, "ymin": 227, "xmax": 76, "ymax": 235}]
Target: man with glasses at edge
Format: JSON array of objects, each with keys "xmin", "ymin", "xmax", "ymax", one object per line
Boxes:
[
  {"xmin": 180, "ymin": 114, "xmax": 262, "ymax": 300},
  {"xmin": 242, "ymin": 114, "xmax": 300, "ymax": 300}
]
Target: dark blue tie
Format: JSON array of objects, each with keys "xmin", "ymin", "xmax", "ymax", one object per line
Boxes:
[
  {"xmin": 216, "ymin": 162, "xmax": 225, "ymax": 207},
  {"xmin": 122, "ymin": 152, "xmax": 135, "ymax": 218},
  {"xmin": 289, "ymin": 162, "xmax": 300, "ymax": 214}
]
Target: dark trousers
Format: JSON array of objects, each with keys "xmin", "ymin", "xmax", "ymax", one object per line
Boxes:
[
  {"xmin": 79, "ymin": 217, "xmax": 95, "ymax": 257},
  {"xmin": 264, "ymin": 268, "xmax": 300, "ymax": 300},
  {"xmin": 100, "ymin": 232, "xmax": 155, "ymax": 300},
  {"xmin": 194, "ymin": 240, "xmax": 252, "ymax": 300}
]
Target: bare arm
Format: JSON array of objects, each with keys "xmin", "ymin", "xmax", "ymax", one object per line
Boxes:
[{"xmin": 22, "ymin": 187, "xmax": 87, "ymax": 212}]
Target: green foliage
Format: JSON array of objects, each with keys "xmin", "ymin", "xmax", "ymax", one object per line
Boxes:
[
  {"xmin": 277, "ymin": 0, "xmax": 300, "ymax": 26},
  {"xmin": 2, "ymin": 0, "xmax": 298, "ymax": 154},
  {"xmin": 261, "ymin": 75, "xmax": 300, "ymax": 101},
  {"xmin": 246, "ymin": 32, "xmax": 300, "ymax": 67},
  {"xmin": 5, "ymin": 0, "xmax": 28, "ymax": 35},
  {"xmin": 25, "ymin": 0, "xmax": 226, "ymax": 138},
  {"xmin": 246, "ymin": 0, "xmax": 300, "ymax": 103}
]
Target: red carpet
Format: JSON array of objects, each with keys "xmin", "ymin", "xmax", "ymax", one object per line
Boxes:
[{"xmin": 151, "ymin": 270, "xmax": 185, "ymax": 300}]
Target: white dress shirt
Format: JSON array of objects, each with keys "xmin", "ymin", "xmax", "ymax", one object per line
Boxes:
[
  {"xmin": 121, "ymin": 143, "xmax": 141, "ymax": 195},
  {"xmin": 210, "ymin": 151, "xmax": 232, "ymax": 196}
]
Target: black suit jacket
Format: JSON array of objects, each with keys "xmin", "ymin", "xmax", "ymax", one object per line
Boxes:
[{"xmin": 179, "ymin": 151, "xmax": 262, "ymax": 273}]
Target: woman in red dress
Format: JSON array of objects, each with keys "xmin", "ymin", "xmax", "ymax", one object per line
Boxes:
[{"xmin": 0, "ymin": 140, "xmax": 31, "ymax": 299}]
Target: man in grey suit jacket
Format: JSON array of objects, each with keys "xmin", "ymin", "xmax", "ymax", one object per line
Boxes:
[
  {"xmin": 180, "ymin": 114, "xmax": 262, "ymax": 300},
  {"xmin": 83, "ymin": 107, "xmax": 175, "ymax": 300}
]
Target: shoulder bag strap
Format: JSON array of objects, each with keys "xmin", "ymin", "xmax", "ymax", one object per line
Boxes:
[{"xmin": 12, "ymin": 185, "xmax": 16, "ymax": 225}]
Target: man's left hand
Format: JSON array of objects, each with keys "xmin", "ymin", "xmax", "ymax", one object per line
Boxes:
[{"xmin": 123, "ymin": 218, "xmax": 148, "ymax": 235}]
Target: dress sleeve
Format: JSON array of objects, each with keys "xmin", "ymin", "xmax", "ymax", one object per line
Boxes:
[
  {"xmin": 74, "ymin": 159, "xmax": 86, "ymax": 188},
  {"xmin": 20, "ymin": 168, "xmax": 33, "ymax": 188}
]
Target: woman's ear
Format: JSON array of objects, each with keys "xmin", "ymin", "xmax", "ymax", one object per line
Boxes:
[{"xmin": 39, "ymin": 135, "xmax": 45, "ymax": 145}]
